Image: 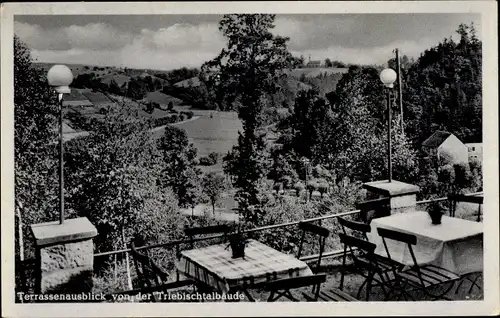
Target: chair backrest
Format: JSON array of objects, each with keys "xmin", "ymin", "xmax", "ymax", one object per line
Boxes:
[
  {"xmin": 448, "ymin": 193, "xmax": 483, "ymax": 205},
  {"xmin": 356, "ymin": 197, "xmax": 390, "ymax": 223},
  {"xmin": 338, "ymin": 217, "xmax": 371, "ymax": 240},
  {"xmin": 130, "ymin": 242, "xmax": 168, "ymax": 298},
  {"xmin": 184, "ymin": 224, "xmax": 230, "ymax": 249},
  {"xmin": 448, "ymin": 194, "xmax": 483, "ymax": 220},
  {"xmin": 338, "ymin": 233, "xmax": 378, "ymax": 273},
  {"xmin": 297, "ymin": 221, "xmax": 330, "ymax": 273},
  {"xmin": 265, "ymin": 273, "xmax": 327, "ymax": 301}
]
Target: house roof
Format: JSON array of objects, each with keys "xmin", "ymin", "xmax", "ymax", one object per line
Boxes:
[{"xmin": 422, "ymin": 130, "xmax": 452, "ymax": 148}]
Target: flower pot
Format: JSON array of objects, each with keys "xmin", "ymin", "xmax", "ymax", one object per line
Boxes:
[
  {"xmin": 429, "ymin": 212, "xmax": 443, "ymax": 225},
  {"xmin": 229, "ymin": 236, "xmax": 246, "ymax": 259}
]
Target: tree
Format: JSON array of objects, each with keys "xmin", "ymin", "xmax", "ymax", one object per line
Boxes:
[
  {"xmin": 109, "ymin": 79, "xmax": 121, "ymax": 95},
  {"xmin": 14, "ymin": 36, "xmax": 61, "ymax": 262},
  {"xmin": 202, "ymin": 14, "xmax": 293, "ymax": 226},
  {"xmin": 157, "ymin": 126, "xmax": 201, "ymax": 208},
  {"xmin": 324, "ymin": 58, "xmax": 333, "ymax": 68},
  {"xmin": 286, "ymin": 89, "xmax": 337, "ymax": 163},
  {"xmin": 202, "ymin": 172, "xmax": 226, "ymax": 215},
  {"xmin": 127, "ymin": 78, "xmax": 146, "ymax": 100},
  {"xmin": 404, "ymin": 23, "xmax": 482, "ymax": 144}
]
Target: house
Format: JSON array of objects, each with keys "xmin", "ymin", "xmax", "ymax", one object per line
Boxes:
[
  {"xmin": 465, "ymin": 143, "xmax": 482, "ymax": 162},
  {"xmin": 422, "ymin": 131, "xmax": 468, "ymax": 165},
  {"xmin": 306, "ymin": 60, "xmax": 322, "ymax": 68}
]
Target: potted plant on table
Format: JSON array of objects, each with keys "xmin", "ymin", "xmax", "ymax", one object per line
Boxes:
[
  {"xmin": 227, "ymin": 206, "xmax": 252, "ymax": 259},
  {"xmin": 428, "ymin": 201, "xmax": 445, "ymax": 225}
]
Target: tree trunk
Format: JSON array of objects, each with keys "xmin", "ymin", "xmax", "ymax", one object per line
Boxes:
[
  {"xmin": 121, "ymin": 227, "xmax": 133, "ymax": 292},
  {"xmin": 114, "ymin": 254, "xmax": 117, "ymax": 283},
  {"xmin": 15, "ymin": 200, "xmax": 25, "ymax": 263},
  {"xmin": 212, "ymin": 201, "xmax": 215, "ymax": 217},
  {"xmin": 15, "ymin": 200, "xmax": 25, "ymax": 299}
]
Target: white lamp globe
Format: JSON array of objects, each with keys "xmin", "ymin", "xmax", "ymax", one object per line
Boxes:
[
  {"xmin": 379, "ymin": 68, "xmax": 397, "ymax": 88},
  {"xmin": 47, "ymin": 65, "xmax": 73, "ymax": 94}
]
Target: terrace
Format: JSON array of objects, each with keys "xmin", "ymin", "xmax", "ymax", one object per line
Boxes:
[{"xmin": 17, "ymin": 193, "xmax": 484, "ymax": 303}]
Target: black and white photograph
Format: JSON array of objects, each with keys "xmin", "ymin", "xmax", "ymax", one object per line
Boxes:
[{"xmin": 1, "ymin": 1, "xmax": 498, "ymax": 317}]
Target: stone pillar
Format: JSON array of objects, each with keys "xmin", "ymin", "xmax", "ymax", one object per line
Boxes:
[
  {"xmin": 30, "ymin": 217, "xmax": 97, "ymax": 294},
  {"xmin": 363, "ymin": 180, "xmax": 420, "ymax": 214}
]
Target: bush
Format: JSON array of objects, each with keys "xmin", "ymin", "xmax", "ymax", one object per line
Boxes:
[
  {"xmin": 208, "ymin": 152, "xmax": 219, "ymax": 164},
  {"xmin": 306, "ymin": 180, "xmax": 318, "ymax": 194},
  {"xmin": 279, "ymin": 176, "xmax": 293, "ymax": 189},
  {"xmin": 167, "ymin": 101, "xmax": 174, "ymax": 110},
  {"xmin": 317, "ymin": 182, "xmax": 329, "ymax": 197},
  {"xmin": 273, "ymin": 182, "xmax": 284, "ymax": 192},
  {"xmin": 294, "ymin": 181, "xmax": 305, "ymax": 196},
  {"xmin": 259, "ymin": 198, "xmax": 321, "ymax": 254},
  {"xmin": 198, "ymin": 156, "xmax": 213, "ymax": 166}
]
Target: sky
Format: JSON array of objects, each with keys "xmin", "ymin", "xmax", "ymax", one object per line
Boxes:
[{"xmin": 14, "ymin": 14, "xmax": 481, "ymax": 71}]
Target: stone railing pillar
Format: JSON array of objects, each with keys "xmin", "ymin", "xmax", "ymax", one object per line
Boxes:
[
  {"xmin": 30, "ymin": 217, "xmax": 97, "ymax": 294},
  {"xmin": 363, "ymin": 180, "xmax": 420, "ymax": 214}
]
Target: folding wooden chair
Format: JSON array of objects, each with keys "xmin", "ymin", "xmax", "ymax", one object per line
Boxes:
[
  {"xmin": 265, "ymin": 274, "xmax": 328, "ymax": 302},
  {"xmin": 335, "ymin": 233, "xmax": 389, "ymax": 301},
  {"xmin": 377, "ymin": 228, "xmax": 460, "ymax": 301},
  {"xmin": 130, "ymin": 242, "xmax": 194, "ymax": 302},
  {"xmin": 184, "ymin": 224, "xmax": 230, "ymax": 249},
  {"xmin": 337, "ymin": 217, "xmax": 398, "ymax": 294},
  {"xmin": 296, "ymin": 221, "xmax": 330, "ymax": 274},
  {"xmin": 448, "ymin": 193, "xmax": 483, "ymax": 222}
]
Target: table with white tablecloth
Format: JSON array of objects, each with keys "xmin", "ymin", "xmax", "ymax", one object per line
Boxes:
[{"xmin": 367, "ymin": 211, "xmax": 483, "ymax": 275}]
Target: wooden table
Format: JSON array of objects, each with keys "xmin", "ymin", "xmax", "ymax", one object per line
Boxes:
[
  {"xmin": 368, "ymin": 211, "xmax": 483, "ymax": 275},
  {"xmin": 175, "ymin": 239, "xmax": 313, "ymax": 301}
]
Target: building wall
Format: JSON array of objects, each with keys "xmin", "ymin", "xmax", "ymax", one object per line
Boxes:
[
  {"xmin": 465, "ymin": 143, "xmax": 483, "ymax": 162},
  {"xmin": 437, "ymin": 135, "xmax": 469, "ymax": 164}
]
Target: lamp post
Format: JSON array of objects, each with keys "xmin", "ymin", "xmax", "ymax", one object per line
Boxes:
[
  {"xmin": 47, "ymin": 65, "xmax": 74, "ymax": 225},
  {"xmin": 302, "ymin": 157, "xmax": 310, "ymax": 201},
  {"xmin": 379, "ymin": 68, "xmax": 397, "ymax": 183}
]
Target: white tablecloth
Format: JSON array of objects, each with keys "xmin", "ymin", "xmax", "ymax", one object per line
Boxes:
[
  {"xmin": 367, "ymin": 211, "xmax": 483, "ymax": 275},
  {"xmin": 175, "ymin": 239, "xmax": 313, "ymax": 293}
]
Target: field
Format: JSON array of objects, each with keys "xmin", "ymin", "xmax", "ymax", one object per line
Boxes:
[
  {"xmin": 142, "ymin": 91, "xmax": 183, "ymax": 107},
  {"xmin": 81, "ymin": 90, "xmax": 113, "ymax": 104},
  {"xmin": 152, "ymin": 110, "xmax": 242, "ymax": 172}
]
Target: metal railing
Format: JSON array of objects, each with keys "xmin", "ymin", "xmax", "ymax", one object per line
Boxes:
[
  {"xmin": 18, "ymin": 192, "xmax": 484, "ymax": 298},
  {"xmin": 93, "ymin": 191, "xmax": 483, "ymax": 259}
]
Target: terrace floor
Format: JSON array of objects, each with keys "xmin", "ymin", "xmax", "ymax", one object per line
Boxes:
[{"xmin": 138, "ymin": 265, "xmax": 483, "ymax": 303}]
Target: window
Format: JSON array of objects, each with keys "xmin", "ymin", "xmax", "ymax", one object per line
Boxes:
[{"xmin": 472, "ymin": 147, "xmax": 476, "ymax": 151}]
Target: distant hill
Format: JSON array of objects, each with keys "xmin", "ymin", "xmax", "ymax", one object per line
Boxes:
[
  {"xmin": 288, "ymin": 67, "xmax": 348, "ymax": 78},
  {"xmin": 34, "ymin": 62, "xmax": 115, "ymax": 78},
  {"xmin": 98, "ymin": 72, "xmax": 131, "ymax": 87},
  {"xmin": 173, "ymin": 75, "xmax": 311, "ymax": 92},
  {"xmin": 174, "ymin": 77, "xmax": 201, "ymax": 88},
  {"xmin": 142, "ymin": 91, "xmax": 183, "ymax": 107}
]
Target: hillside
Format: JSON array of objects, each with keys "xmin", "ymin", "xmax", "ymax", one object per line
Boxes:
[
  {"xmin": 153, "ymin": 111, "xmax": 242, "ymax": 158},
  {"xmin": 98, "ymin": 72, "xmax": 131, "ymax": 86},
  {"xmin": 34, "ymin": 62, "xmax": 115, "ymax": 78},
  {"xmin": 142, "ymin": 91, "xmax": 183, "ymax": 107},
  {"xmin": 174, "ymin": 77, "xmax": 201, "ymax": 88},
  {"xmin": 288, "ymin": 67, "xmax": 349, "ymax": 78}
]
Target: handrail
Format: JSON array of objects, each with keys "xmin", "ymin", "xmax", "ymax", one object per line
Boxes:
[
  {"xmin": 94, "ymin": 209, "xmax": 361, "ymax": 258},
  {"xmin": 93, "ymin": 193, "xmax": 483, "ymax": 258}
]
